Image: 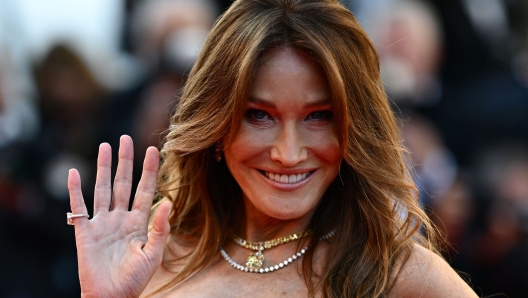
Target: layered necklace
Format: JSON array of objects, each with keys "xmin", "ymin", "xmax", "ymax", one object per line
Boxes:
[{"xmin": 220, "ymin": 230, "xmax": 335, "ymax": 273}]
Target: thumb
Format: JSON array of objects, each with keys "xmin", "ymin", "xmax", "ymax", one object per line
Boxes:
[{"xmin": 144, "ymin": 201, "xmax": 172, "ymax": 265}]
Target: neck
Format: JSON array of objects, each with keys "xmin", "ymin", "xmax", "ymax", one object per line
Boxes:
[{"xmin": 235, "ymin": 198, "xmax": 313, "ymax": 242}]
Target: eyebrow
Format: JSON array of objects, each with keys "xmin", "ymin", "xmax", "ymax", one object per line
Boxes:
[
  {"xmin": 248, "ymin": 96, "xmax": 332, "ymax": 109},
  {"xmin": 249, "ymin": 97, "xmax": 276, "ymax": 108}
]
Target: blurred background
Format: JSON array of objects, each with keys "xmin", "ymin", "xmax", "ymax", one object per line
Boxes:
[{"xmin": 0, "ymin": 0, "xmax": 526, "ymax": 297}]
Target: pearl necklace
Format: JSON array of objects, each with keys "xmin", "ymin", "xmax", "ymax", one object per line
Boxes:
[
  {"xmin": 232, "ymin": 230, "xmax": 312, "ymax": 270},
  {"xmin": 221, "ymin": 230, "xmax": 335, "ymax": 274}
]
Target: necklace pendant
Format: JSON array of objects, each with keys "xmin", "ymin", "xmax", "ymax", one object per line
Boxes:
[{"xmin": 246, "ymin": 250, "xmax": 265, "ymax": 269}]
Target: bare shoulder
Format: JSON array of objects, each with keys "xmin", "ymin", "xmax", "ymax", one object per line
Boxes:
[{"xmin": 388, "ymin": 244, "xmax": 478, "ymax": 298}]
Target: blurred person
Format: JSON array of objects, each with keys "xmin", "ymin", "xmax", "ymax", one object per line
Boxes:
[
  {"xmin": 473, "ymin": 143, "xmax": 528, "ymax": 235},
  {"xmin": 372, "ymin": 0, "xmax": 444, "ymax": 107},
  {"xmin": 421, "ymin": 0, "xmax": 528, "ymax": 165},
  {"xmin": 129, "ymin": 0, "xmax": 218, "ymax": 77},
  {"xmin": 128, "ymin": 0, "xmax": 219, "ymax": 139},
  {"xmin": 0, "ymin": 23, "xmax": 45, "ymax": 298},
  {"xmin": 32, "ymin": 44, "xmax": 107, "ymax": 202},
  {"xmin": 460, "ymin": 0, "xmax": 528, "ymax": 65},
  {"xmin": 0, "ymin": 0, "xmax": 39, "ymax": 150},
  {"xmin": 0, "ymin": 30, "xmax": 39, "ymax": 214},
  {"xmin": 67, "ymin": 1, "xmax": 477, "ymax": 297},
  {"xmin": 429, "ymin": 172, "xmax": 474, "ymax": 260},
  {"xmin": 0, "ymin": 40, "xmax": 39, "ymax": 149},
  {"xmin": 426, "ymin": 0, "xmax": 505, "ymax": 86},
  {"xmin": 399, "ymin": 112, "xmax": 476, "ymax": 284},
  {"xmin": 367, "ymin": 1, "xmax": 462, "ymax": 222},
  {"xmin": 461, "ymin": 0, "xmax": 510, "ymax": 60},
  {"xmin": 1, "ymin": 44, "xmax": 110, "ymax": 297},
  {"xmin": 370, "ymin": 0, "xmax": 528, "ymax": 167},
  {"xmin": 401, "ymin": 113, "xmax": 457, "ymax": 207},
  {"xmin": 102, "ymin": 0, "xmax": 219, "ymax": 187},
  {"xmin": 459, "ymin": 142, "xmax": 528, "ymax": 297}
]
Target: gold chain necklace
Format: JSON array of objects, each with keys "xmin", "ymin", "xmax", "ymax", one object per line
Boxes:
[
  {"xmin": 232, "ymin": 230, "xmax": 313, "ymax": 270},
  {"xmin": 222, "ymin": 230, "xmax": 335, "ymax": 273}
]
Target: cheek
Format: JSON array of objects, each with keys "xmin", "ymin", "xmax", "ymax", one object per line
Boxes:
[
  {"xmin": 224, "ymin": 125, "xmax": 272, "ymax": 169},
  {"xmin": 305, "ymin": 130, "xmax": 342, "ymax": 164}
]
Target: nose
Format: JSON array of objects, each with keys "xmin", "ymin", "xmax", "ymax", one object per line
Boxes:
[{"xmin": 270, "ymin": 122, "xmax": 308, "ymax": 167}]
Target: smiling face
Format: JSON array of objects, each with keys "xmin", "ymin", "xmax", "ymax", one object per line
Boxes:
[{"xmin": 223, "ymin": 46, "xmax": 342, "ymax": 221}]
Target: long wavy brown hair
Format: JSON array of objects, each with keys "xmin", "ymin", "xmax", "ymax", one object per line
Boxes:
[{"xmin": 152, "ymin": 0, "xmax": 439, "ymax": 296}]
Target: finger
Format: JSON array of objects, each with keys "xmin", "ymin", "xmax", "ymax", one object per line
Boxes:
[
  {"xmin": 93, "ymin": 143, "xmax": 112, "ymax": 215},
  {"xmin": 68, "ymin": 169, "xmax": 89, "ymax": 227},
  {"xmin": 132, "ymin": 146, "xmax": 159, "ymax": 214},
  {"xmin": 143, "ymin": 201, "xmax": 171, "ymax": 265},
  {"xmin": 112, "ymin": 135, "xmax": 135, "ymax": 210}
]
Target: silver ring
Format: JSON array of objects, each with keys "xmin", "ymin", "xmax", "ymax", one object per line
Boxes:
[{"xmin": 67, "ymin": 212, "xmax": 89, "ymax": 225}]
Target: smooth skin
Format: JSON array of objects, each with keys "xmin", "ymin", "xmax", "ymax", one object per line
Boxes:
[
  {"xmin": 69, "ymin": 48, "xmax": 478, "ymax": 297},
  {"xmin": 224, "ymin": 46, "xmax": 341, "ymax": 241}
]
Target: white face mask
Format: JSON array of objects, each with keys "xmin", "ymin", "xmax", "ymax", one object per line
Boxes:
[
  {"xmin": 162, "ymin": 27, "xmax": 210, "ymax": 73},
  {"xmin": 381, "ymin": 56, "xmax": 416, "ymax": 100}
]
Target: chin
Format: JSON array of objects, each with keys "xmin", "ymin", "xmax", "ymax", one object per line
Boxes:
[
  {"xmin": 267, "ymin": 210, "xmax": 306, "ymax": 221},
  {"xmin": 255, "ymin": 195, "xmax": 319, "ymax": 221}
]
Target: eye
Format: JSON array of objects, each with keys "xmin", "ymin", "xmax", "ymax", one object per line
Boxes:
[
  {"xmin": 305, "ymin": 110, "xmax": 333, "ymax": 122},
  {"xmin": 246, "ymin": 109, "xmax": 272, "ymax": 122}
]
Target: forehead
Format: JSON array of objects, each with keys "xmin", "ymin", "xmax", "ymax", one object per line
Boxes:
[
  {"xmin": 257, "ymin": 46, "xmax": 323, "ymax": 75},
  {"xmin": 250, "ymin": 46, "xmax": 330, "ymax": 104}
]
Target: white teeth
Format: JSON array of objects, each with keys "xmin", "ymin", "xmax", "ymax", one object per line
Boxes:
[
  {"xmin": 264, "ymin": 171, "xmax": 311, "ymax": 184},
  {"xmin": 280, "ymin": 175, "xmax": 288, "ymax": 183}
]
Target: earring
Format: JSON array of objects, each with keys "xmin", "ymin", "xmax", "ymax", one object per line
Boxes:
[{"xmin": 214, "ymin": 145, "xmax": 222, "ymax": 162}]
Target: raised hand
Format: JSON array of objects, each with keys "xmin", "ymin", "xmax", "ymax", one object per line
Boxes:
[{"xmin": 68, "ymin": 135, "xmax": 172, "ymax": 298}]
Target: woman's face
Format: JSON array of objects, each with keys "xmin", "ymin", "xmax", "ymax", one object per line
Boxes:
[{"xmin": 224, "ymin": 46, "xmax": 342, "ymax": 220}]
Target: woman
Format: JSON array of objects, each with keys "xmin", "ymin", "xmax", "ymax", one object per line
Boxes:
[{"xmin": 68, "ymin": 0, "xmax": 478, "ymax": 297}]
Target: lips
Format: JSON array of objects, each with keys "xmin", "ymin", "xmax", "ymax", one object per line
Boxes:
[{"xmin": 263, "ymin": 171, "xmax": 313, "ymax": 184}]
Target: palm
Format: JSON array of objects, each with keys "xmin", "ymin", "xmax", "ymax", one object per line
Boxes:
[
  {"xmin": 76, "ymin": 211, "xmax": 149, "ymax": 296},
  {"xmin": 68, "ymin": 136, "xmax": 171, "ymax": 298}
]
